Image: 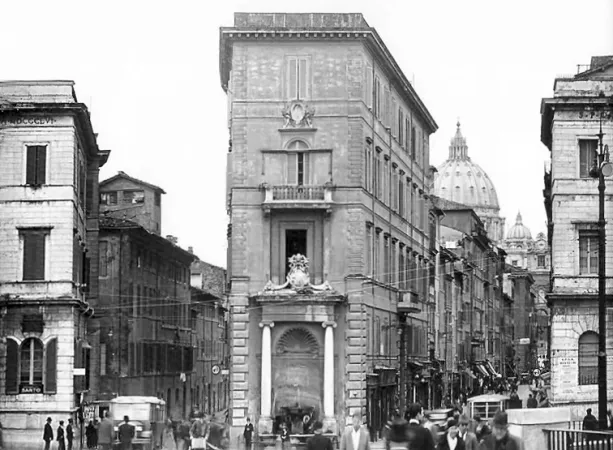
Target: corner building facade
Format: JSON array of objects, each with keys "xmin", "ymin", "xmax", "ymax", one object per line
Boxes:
[
  {"xmin": 541, "ymin": 56, "xmax": 613, "ymax": 416},
  {"xmin": 220, "ymin": 13, "xmax": 437, "ymax": 438},
  {"xmin": 0, "ymin": 81, "xmax": 108, "ymax": 450}
]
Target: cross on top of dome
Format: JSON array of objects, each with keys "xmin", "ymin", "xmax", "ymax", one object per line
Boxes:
[
  {"xmin": 515, "ymin": 211, "xmax": 523, "ymax": 224},
  {"xmin": 449, "ymin": 119, "xmax": 469, "ymax": 160}
]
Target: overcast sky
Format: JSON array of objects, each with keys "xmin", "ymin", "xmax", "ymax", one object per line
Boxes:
[{"xmin": 2, "ymin": 0, "xmax": 611, "ymax": 267}]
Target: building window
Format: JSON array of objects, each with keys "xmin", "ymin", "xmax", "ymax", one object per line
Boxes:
[
  {"xmin": 579, "ymin": 229, "xmax": 598, "ymax": 274},
  {"xmin": 374, "ymin": 229, "xmax": 381, "ymax": 279},
  {"xmin": 101, "ymin": 191, "xmax": 118, "ymax": 205},
  {"xmin": 578, "ymin": 331, "xmax": 598, "ymax": 385},
  {"xmin": 155, "ymin": 192, "xmax": 161, "ymax": 206},
  {"xmin": 287, "ymin": 57, "xmax": 310, "ymax": 100},
  {"xmin": 383, "ymin": 235, "xmax": 390, "ymax": 284},
  {"xmin": 411, "ymin": 127, "xmax": 416, "ymax": 161},
  {"xmin": 285, "ymin": 229, "xmax": 307, "ymax": 279},
  {"xmin": 365, "ymin": 224, "xmax": 372, "ymax": 276},
  {"xmin": 365, "ymin": 146, "xmax": 372, "ymax": 193},
  {"xmin": 26, "ymin": 145, "xmax": 47, "ymax": 186},
  {"xmin": 579, "ymin": 140, "xmax": 598, "ymax": 178},
  {"xmin": 398, "ymin": 109, "xmax": 404, "ymax": 145},
  {"xmin": 365, "ymin": 65, "xmax": 373, "ymax": 108},
  {"xmin": 374, "ymin": 77, "xmax": 381, "ymax": 118},
  {"xmin": 399, "ymin": 177, "xmax": 405, "ymax": 217},
  {"xmin": 123, "ymin": 190, "xmax": 145, "ymax": 204},
  {"xmin": 20, "ymin": 228, "xmax": 49, "ymax": 281},
  {"xmin": 537, "ymin": 255, "xmax": 546, "ymax": 268},
  {"xmin": 20, "ymin": 338, "xmax": 43, "ymax": 385}
]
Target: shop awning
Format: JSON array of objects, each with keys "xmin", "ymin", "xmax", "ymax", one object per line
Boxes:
[
  {"xmin": 408, "ymin": 360, "xmax": 424, "ymax": 368},
  {"xmin": 486, "ymin": 361, "xmax": 502, "ymax": 378},
  {"xmin": 475, "ymin": 364, "xmax": 489, "ymax": 377},
  {"xmin": 464, "ymin": 368, "xmax": 477, "ymax": 379}
]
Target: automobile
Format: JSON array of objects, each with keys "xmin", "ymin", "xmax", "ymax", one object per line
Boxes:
[{"xmin": 425, "ymin": 408, "xmax": 455, "ymax": 429}]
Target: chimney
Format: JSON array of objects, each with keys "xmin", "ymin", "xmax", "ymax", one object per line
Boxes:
[
  {"xmin": 166, "ymin": 235, "xmax": 178, "ymax": 245},
  {"xmin": 188, "ymin": 246, "xmax": 194, "ymax": 254}
]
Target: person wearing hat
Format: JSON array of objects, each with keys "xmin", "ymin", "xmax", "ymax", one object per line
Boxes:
[
  {"xmin": 479, "ymin": 411, "xmax": 521, "ymax": 450},
  {"xmin": 43, "ymin": 417, "xmax": 54, "ymax": 450},
  {"xmin": 436, "ymin": 418, "xmax": 464, "ymax": 450},
  {"xmin": 457, "ymin": 415, "xmax": 477, "ymax": 450},
  {"xmin": 306, "ymin": 421, "xmax": 333, "ymax": 450},
  {"xmin": 66, "ymin": 418, "xmax": 74, "ymax": 450}
]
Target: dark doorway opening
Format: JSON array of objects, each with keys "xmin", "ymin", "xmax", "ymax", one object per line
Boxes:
[{"xmin": 285, "ymin": 229, "xmax": 307, "ymax": 278}]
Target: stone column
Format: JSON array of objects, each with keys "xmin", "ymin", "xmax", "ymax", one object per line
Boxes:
[
  {"xmin": 322, "ymin": 321, "xmax": 337, "ymax": 433},
  {"xmin": 259, "ymin": 321, "xmax": 274, "ymax": 433}
]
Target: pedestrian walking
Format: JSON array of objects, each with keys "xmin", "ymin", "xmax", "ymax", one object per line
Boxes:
[
  {"xmin": 479, "ymin": 411, "xmax": 521, "ymax": 450},
  {"xmin": 457, "ymin": 416, "xmax": 477, "ymax": 450},
  {"xmin": 118, "ymin": 416, "xmax": 135, "ymax": 450},
  {"xmin": 85, "ymin": 420, "xmax": 97, "ymax": 450},
  {"xmin": 189, "ymin": 412, "xmax": 208, "ymax": 450},
  {"xmin": 436, "ymin": 418, "xmax": 464, "ymax": 450},
  {"xmin": 161, "ymin": 419, "xmax": 177, "ymax": 450},
  {"xmin": 243, "ymin": 418, "xmax": 254, "ymax": 450},
  {"xmin": 97, "ymin": 412, "xmax": 114, "ymax": 450},
  {"xmin": 340, "ymin": 413, "xmax": 370, "ymax": 450},
  {"xmin": 176, "ymin": 419, "xmax": 191, "ymax": 450},
  {"xmin": 57, "ymin": 420, "xmax": 66, "ymax": 450},
  {"xmin": 385, "ymin": 416, "xmax": 409, "ymax": 450},
  {"xmin": 306, "ymin": 421, "xmax": 333, "ymax": 450},
  {"xmin": 43, "ymin": 417, "xmax": 54, "ymax": 450},
  {"xmin": 405, "ymin": 403, "xmax": 435, "ymax": 450},
  {"xmin": 66, "ymin": 419, "xmax": 74, "ymax": 450}
]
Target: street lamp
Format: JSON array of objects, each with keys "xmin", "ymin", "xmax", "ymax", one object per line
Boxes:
[{"xmin": 588, "ymin": 93, "xmax": 613, "ymax": 429}]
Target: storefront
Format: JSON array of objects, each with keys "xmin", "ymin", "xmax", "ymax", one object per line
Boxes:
[{"xmin": 366, "ymin": 367, "xmax": 396, "ymax": 440}]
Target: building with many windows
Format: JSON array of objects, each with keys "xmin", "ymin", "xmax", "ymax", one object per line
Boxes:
[
  {"xmin": 0, "ymin": 81, "xmax": 109, "ymax": 450},
  {"xmin": 541, "ymin": 55, "xmax": 613, "ymax": 415},
  {"xmin": 96, "ymin": 174, "xmax": 195, "ymax": 420},
  {"xmin": 220, "ymin": 12, "xmax": 436, "ymax": 439},
  {"xmin": 190, "ymin": 257, "xmax": 230, "ymax": 419}
]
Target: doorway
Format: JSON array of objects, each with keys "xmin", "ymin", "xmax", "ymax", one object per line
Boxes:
[{"xmin": 285, "ymin": 229, "xmax": 307, "ymax": 278}]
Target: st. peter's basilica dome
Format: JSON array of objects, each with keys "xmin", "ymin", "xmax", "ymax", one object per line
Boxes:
[
  {"xmin": 506, "ymin": 212, "xmax": 532, "ymax": 240},
  {"xmin": 432, "ymin": 122, "xmax": 505, "ymax": 243}
]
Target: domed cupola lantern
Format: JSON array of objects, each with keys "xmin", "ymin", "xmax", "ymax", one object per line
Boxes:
[{"xmin": 432, "ymin": 121, "xmax": 506, "ymax": 243}]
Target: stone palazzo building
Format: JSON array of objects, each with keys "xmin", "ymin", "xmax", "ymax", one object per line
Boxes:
[
  {"xmin": 0, "ymin": 81, "xmax": 109, "ymax": 449},
  {"xmin": 541, "ymin": 55, "xmax": 613, "ymax": 415},
  {"xmin": 220, "ymin": 13, "xmax": 436, "ymax": 438}
]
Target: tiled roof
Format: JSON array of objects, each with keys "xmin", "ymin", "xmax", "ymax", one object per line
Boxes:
[{"xmin": 100, "ymin": 171, "xmax": 166, "ymax": 194}]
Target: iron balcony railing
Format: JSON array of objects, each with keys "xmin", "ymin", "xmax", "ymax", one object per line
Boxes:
[
  {"xmin": 261, "ymin": 184, "xmax": 334, "ymax": 214},
  {"xmin": 270, "ymin": 185, "xmax": 325, "ymax": 201},
  {"xmin": 543, "ymin": 428, "xmax": 613, "ymax": 450}
]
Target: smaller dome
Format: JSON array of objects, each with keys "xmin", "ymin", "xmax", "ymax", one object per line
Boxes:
[{"xmin": 507, "ymin": 212, "xmax": 532, "ymax": 240}]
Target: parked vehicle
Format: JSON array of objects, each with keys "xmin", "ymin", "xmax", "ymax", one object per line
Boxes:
[
  {"xmin": 467, "ymin": 394, "xmax": 509, "ymax": 423},
  {"xmin": 108, "ymin": 396, "xmax": 166, "ymax": 450}
]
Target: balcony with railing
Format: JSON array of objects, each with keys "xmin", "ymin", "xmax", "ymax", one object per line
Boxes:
[
  {"xmin": 398, "ymin": 290, "xmax": 421, "ymax": 314},
  {"xmin": 261, "ymin": 183, "xmax": 334, "ymax": 215}
]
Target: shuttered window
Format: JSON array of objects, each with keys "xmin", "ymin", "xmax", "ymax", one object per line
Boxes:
[
  {"xmin": 26, "ymin": 145, "xmax": 47, "ymax": 186},
  {"xmin": 287, "ymin": 57, "xmax": 310, "ymax": 100},
  {"xmin": 5, "ymin": 339, "xmax": 18, "ymax": 393},
  {"xmin": 45, "ymin": 338, "xmax": 57, "ymax": 393},
  {"xmin": 579, "ymin": 229, "xmax": 598, "ymax": 274},
  {"xmin": 21, "ymin": 229, "xmax": 48, "ymax": 281}
]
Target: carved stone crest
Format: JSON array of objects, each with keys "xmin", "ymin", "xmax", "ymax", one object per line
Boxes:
[
  {"xmin": 263, "ymin": 254, "xmax": 332, "ymax": 293},
  {"xmin": 282, "ymin": 101, "xmax": 315, "ymax": 128}
]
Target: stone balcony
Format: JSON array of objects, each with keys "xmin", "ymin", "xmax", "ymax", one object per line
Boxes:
[
  {"xmin": 398, "ymin": 290, "xmax": 421, "ymax": 314},
  {"xmin": 261, "ymin": 183, "xmax": 334, "ymax": 215}
]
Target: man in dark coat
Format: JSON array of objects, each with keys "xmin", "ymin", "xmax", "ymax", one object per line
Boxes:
[
  {"xmin": 57, "ymin": 420, "xmax": 66, "ymax": 450},
  {"xmin": 118, "ymin": 416, "xmax": 135, "ymax": 450},
  {"xmin": 306, "ymin": 421, "xmax": 333, "ymax": 450},
  {"xmin": 479, "ymin": 411, "xmax": 521, "ymax": 450},
  {"xmin": 405, "ymin": 403, "xmax": 435, "ymax": 450},
  {"xmin": 43, "ymin": 417, "xmax": 54, "ymax": 450},
  {"xmin": 67, "ymin": 418, "xmax": 74, "ymax": 450},
  {"xmin": 243, "ymin": 418, "xmax": 254, "ymax": 450}
]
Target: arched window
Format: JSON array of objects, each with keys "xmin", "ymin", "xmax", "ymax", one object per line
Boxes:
[
  {"xmin": 20, "ymin": 338, "xmax": 43, "ymax": 385},
  {"xmin": 374, "ymin": 317, "xmax": 381, "ymax": 356},
  {"xmin": 579, "ymin": 331, "xmax": 598, "ymax": 385}
]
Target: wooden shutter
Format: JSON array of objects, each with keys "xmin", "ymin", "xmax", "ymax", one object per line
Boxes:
[
  {"xmin": 23, "ymin": 231, "xmax": 46, "ymax": 281},
  {"xmin": 287, "ymin": 153, "xmax": 297, "ymax": 185},
  {"xmin": 298, "ymin": 58, "xmax": 307, "ymax": 100},
  {"xmin": 5, "ymin": 339, "xmax": 18, "ymax": 393},
  {"xmin": 365, "ymin": 66, "xmax": 373, "ymax": 107},
  {"xmin": 288, "ymin": 58, "xmax": 297, "ymax": 99},
  {"xmin": 36, "ymin": 146, "xmax": 46, "ymax": 185},
  {"xmin": 45, "ymin": 338, "xmax": 57, "ymax": 393},
  {"xmin": 26, "ymin": 146, "xmax": 38, "ymax": 184}
]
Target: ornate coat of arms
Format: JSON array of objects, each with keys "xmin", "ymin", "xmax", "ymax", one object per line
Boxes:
[
  {"xmin": 263, "ymin": 254, "xmax": 331, "ymax": 293},
  {"xmin": 282, "ymin": 101, "xmax": 315, "ymax": 128}
]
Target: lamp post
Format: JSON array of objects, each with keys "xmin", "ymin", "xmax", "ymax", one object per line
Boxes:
[
  {"xmin": 589, "ymin": 95, "xmax": 613, "ymax": 429},
  {"xmin": 398, "ymin": 313, "xmax": 407, "ymax": 414}
]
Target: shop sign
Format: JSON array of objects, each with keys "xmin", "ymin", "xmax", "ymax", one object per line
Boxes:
[{"xmin": 19, "ymin": 384, "xmax": 43, "ymax": 394}]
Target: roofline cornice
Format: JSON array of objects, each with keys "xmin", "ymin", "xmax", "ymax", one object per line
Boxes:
[{"xmin": 219, "ymin": 28, "xmax": 438, "ymax": 133}]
